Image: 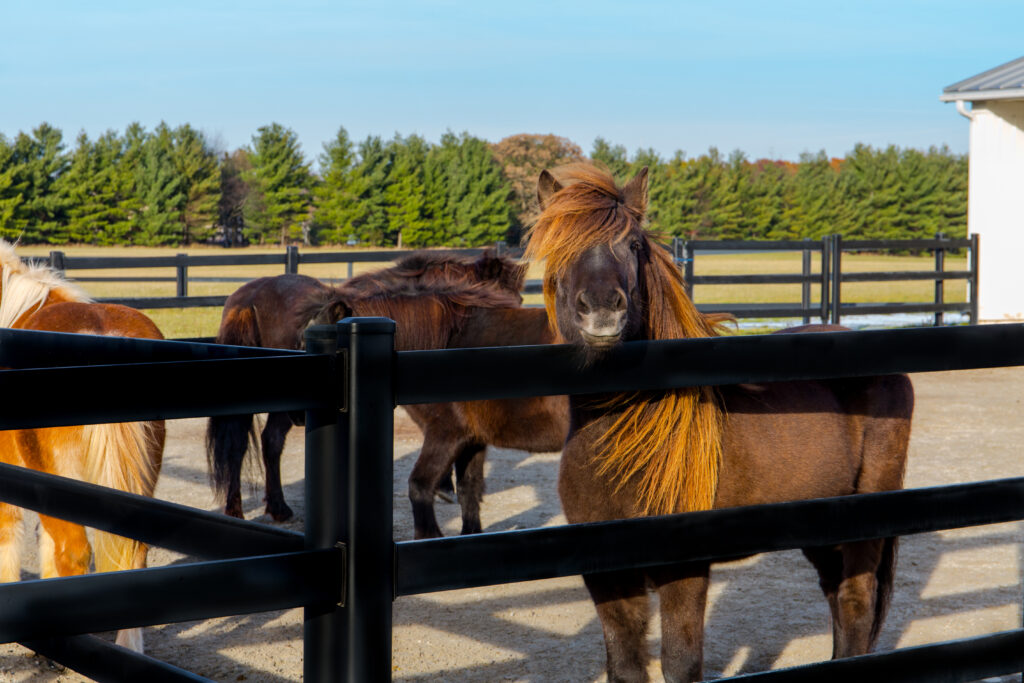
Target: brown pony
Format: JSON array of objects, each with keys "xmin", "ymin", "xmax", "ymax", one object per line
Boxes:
[
  {"xmin": 525, "ymin": 165, "xmax": 913, "ymax": 682},
  {"xmin": 0, "ymin": 241, "xmax": 166, "ymax": 653},
  {"xmin": 304, "ymin": 272, "xmax": 568, "ymax": 540},
  {"xmin": 207, "ymin": 250, "xmax": 567, "ymax": 536}
]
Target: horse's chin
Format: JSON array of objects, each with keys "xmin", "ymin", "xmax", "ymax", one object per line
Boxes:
[{"xmin": 579, "ymin": 330, "xmax": 622, "ymax": 349}]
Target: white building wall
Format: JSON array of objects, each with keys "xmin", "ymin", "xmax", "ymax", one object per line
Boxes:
[{"xmin": 968, "ymin": 100, "xmax": 1024, "ymax": 319}]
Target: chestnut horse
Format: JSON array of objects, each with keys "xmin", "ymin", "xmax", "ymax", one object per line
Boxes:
[
  {"xmin": 207, "ymin": 250, "xmax": 567, "ymax": 536},
  {"xmin": 525, "ymin": 165, "xmax": 913, "ymax": 682},
  {"xmin": 0, "ymin": 241, "xmax": 166, "ymax": 653}
]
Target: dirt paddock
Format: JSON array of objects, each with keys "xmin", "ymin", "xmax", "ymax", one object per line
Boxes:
[{"xmin": 1, "ymin": 367, "xmax": 1023, "ymax": 681}]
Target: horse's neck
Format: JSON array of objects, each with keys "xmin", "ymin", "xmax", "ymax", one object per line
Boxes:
[
  {"xmin": 0, "ymin": 272, "xmax": 82, "ymax": 327},
  {"xmin": 451, "ymin": 307, "xmax": 553, "ymax": 348}
]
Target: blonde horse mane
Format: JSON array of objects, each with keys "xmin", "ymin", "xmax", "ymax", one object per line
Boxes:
[
  {"xmin": 0, "ymin": 240, "xmax": 90, "ymax": 327},
  {"xmin": 524, "ymin": 163, "xmax": 724, "ymax": 515}
]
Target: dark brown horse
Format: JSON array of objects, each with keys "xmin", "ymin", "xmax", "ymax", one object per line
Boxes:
[
  {"xmin": 207, "ymin": 250, "xmax": 567, "ymax": 536},
  {"xmin": 303, "ymin": 271, "xmax": 568, "ymax": 539},
  {"xmin": 525, "ymin": 164, "xmax": 913, "ymax": 682}
]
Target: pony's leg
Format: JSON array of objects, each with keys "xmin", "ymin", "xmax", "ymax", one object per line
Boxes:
[
  {"xmin": 37, "ymin": 516, "xmax": 91, "ymax": 579},
  {"xmin": 409, "ymin": 433, "xmax": 473, "ymax": 539},
  {"xmin": 653, "ymin": 564, "xmax": 710, "ymax": 683},
  {"xmin": 454, "ymin": 443, "xmax": 487, "ymax": 535},
  {"xmin": 832, "ymin": 540, "xmax": 888, "ymax": 657},
  {"xmin": 436, "ymin": 467, "xmax": 456, "ymax": 503},
  {"xmin": 0, "ymin": 503, "xmax": 24, "ymax": 582},
  {"xmin": 583, "ymin": 570, "xmax": 651, "ymax": 683},
  {"xmin": 261, "ymin": 411, "xmax": 294, "ymax": 522}
]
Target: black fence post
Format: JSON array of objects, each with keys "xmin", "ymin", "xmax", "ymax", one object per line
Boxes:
[
  {"xmin": 303, "ymin": 324, "xmax": 345, "ymax": 681},
  {"xmin": 830, "ymin": 234, "xmax": 842, "ymax": 325},
  {"xmin": 175, "ymin": 254, "xmax": 188, "ymax": 298},
  {"xmin": 801, "ymin": 240, "xmax": 812, "ymax": 325},
  {"xmin": 48, "ymin": 251, "xmax": 65, "ymax": 275},
  {"xmin": 286, "ymin": 245, "xmax": 300, "ymax": 275},
  {"xmin": 934, "ymin": 232, "xmax": 946, "ymax": 327},
  {"xmin": 969, "ymin": 233, "xmax": 980, "ymax": 325},
  {"xmin": 338, "ymin": 317, "xmax": 395, "ymax": 681}
]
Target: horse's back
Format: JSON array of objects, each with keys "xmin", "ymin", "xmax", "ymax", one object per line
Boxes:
[
  {"xmin": 715, "ymin": 375, "xmax": 912, "ymax": 509},
  {"xmin": 21, "ymin": 302, "xmax": 163, "ymax": 340}
]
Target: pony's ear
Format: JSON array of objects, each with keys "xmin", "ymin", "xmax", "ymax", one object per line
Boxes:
[
  {"xmin": 474, "ymin": 249, "xmax": 505, "ymax": 282},
  {"xmin": 622, "ymin": 166, "xmax": 649, "ymax": 215},
  {"xmin": 537, "ymin": 169, "xmax": 564, "ymax": 208}
]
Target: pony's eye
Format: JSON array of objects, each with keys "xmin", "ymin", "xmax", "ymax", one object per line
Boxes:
[{"xmin": 629, "ymin": 239, "xmax": 643, "ymax": 253}]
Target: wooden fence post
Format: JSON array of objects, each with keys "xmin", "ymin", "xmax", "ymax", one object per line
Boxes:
[
  {"xmin": 830, "ymin": 235, "xmax": 842, "ymax": 325},
  {"xmin": 934, "ymin": 232, "xmax": 946, "ymax": 326},
  {"xmin": 286, "ymin": 245, "xmax": 300, "ymax": 275},
  {"xmin": 175, "ymin": 254, "xmax": 188, "ymax": 298},
  {"xmin": 48, "ymin": 251, "xmax": 66, "ymax": 275}
]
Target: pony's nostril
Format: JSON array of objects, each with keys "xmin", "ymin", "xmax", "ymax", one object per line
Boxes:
[
  {"xmin": 576, "ymin": 291, "xmax": 592, "ymax": 315},
  {"xmin": 612, "ymin": 289, "xmax": 627, "ymax": 312}
]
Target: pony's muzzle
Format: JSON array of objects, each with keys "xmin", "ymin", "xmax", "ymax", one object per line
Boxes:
[{"xmin": 576, "ymin": 288, "xmax": 628, "ymax": 345}]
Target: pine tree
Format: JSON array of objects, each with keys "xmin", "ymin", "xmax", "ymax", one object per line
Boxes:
[
  {"xmin": 8, "ymin": 123, "xmax": 70, "ymax": 243},
  {"xmin": 219, "ymin": 149, "xmax": 253, "ymax": 245},
  {"xmin": 591, "ymin": 137, "xmax": 630, "ymax": 181},
  {"xmin": 384, "ymin": 134, "xmax": 431, "ymax": 247},
  {"xmin": 135, "ymin": 123, "xmax": 186, "ymax": 245},
  {"xmin": 244, "ymin": 123, "xmax": 313, "ymax": 244},
  {"xmin": 445, "ymin": 133, "xmax": 514, "ymax": 245},
  {"xmin": 312, "ymin": 126, "xmax": 358, "ymax": 244},
  {"xmin": 0, "ymin": 135, "xmax": 22, "ymax": 240},
  {"xmin": 171, "ymin": 124, "xmax": 220, "ymax": 244},
  {"xmin": 59, "ymin": 131, "xmax": 134, "ymax": 244}
]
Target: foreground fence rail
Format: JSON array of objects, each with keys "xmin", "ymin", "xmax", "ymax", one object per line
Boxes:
[{"xmin": 0, "ymin": 321, "xmax": 1022, "ymax": 680}]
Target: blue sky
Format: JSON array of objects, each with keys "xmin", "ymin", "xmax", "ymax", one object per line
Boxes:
[{"xmin": 2, "ymin": 1, "xmax": 1021, "ymax": 164}]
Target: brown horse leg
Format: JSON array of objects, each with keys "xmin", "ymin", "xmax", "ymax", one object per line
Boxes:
[
  {"xmin": 261, "ymin": 411, "xmax": 294, "ymax": 522},
  {"xmin": 583, "ymin": 570, "xmax": 651, "ymax": 683},
  {"xmin": 804, "ymin": 541, "xmax": 886, "ymax": 658},
  {"xmin": 37, "ymin": 516, "xmax": 91, "ymax": 578},
  {"xmin": 0, "ymin": 503, "xmax": 24, "ymax": 582},
  {"xmin": 652, "ymin": 563, "xmax": 710, "ymax": 683},
  {"xmin": 409, "ymin": 433, "xmax": 473, "ymax": 539},
  {"xmin": 454, "ymin": 443, "xmax": 487, "ymax": 535}
]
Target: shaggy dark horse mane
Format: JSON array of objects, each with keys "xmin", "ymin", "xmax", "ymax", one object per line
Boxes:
[
  {"xmin": 298, "ymin": 276, "xmax": 523, "ymax": 351},
  {"xmin": 339, "ymin": 249, "xmax": 526, "ymax": 300},
  {"xmin": 525, "ymin": 163, "xmax": 725, "ymax": 515}
]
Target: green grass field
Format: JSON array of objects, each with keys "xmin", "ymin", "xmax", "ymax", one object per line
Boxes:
[{"xmin": 14, "ymin": 245, "xmax": 967, "ymax": 339}]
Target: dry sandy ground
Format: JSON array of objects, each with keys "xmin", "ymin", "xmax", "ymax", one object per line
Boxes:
[{"xmin": 1, "ymin": 367, "xmax": 1023, "ymax": 681}]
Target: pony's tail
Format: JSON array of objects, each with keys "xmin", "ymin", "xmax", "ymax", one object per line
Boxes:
[
  {"xmin": 870, "ymin": 536, "xmax": 898, "ymax": 649},
  {"xmin": 206, "ymin": 413, "xmax": 260, "ymax": 502},
  {"xmin": 84, "ymin": 421, "xmax": 161, "ymax": 576},
  {"xmin": 206, "ymin": 303, "xmax": 263, "ymax": 502}
]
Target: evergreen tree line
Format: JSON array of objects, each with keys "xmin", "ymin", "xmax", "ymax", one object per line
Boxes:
[{"xmin": 0, "ymin": 122, "xmax": 967, "ymax": 247}]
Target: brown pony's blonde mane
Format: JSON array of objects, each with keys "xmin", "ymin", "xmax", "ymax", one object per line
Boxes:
[
  {"xmin": 0, "ymin": 240, "xmax": 90, "ymax": 327},
  {"xmin": 524, "ymin": 163, "xmax": 724, "ymax": 515}
]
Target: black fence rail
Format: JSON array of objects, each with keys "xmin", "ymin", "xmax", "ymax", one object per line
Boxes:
[
  {"xmin": 44, "ymin": 243, "xmax": 517, "ymax": 310},
  {"xmin": 1, "ymin": 321, "xmax": 1024, "ymax": 680},
  {"xmin": 674, "ymin": 233, "xmax": 979, "ymax": 325},
  {"xmin": 43, "ymin": 236, "xmax": 977, "ymax": 329}
]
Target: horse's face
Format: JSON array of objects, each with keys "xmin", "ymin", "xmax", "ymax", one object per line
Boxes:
[{"xmin": 554, "ymin": 233, "xmax": 647, "ymax": 355}]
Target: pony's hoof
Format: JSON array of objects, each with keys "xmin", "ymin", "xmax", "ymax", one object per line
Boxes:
[
  {"xmin": 224, "ymin": 505, "xmax": 245, "ymax": 519},
  {"xmin": 267, "ymin": 504, "xmax": 294, "ymax": 522}
]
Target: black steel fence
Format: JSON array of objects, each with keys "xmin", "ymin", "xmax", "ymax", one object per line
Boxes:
[
  {"xmin": 2, "ymin": 320, "xmax": 1024, "ymax": 681},
  {"xmin": 674, "ymin": 233, "xmax": 979, "ymax": 325}
]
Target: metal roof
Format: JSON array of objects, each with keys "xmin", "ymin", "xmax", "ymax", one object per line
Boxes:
[{"xmin": 941, "ymin": 56, "xmax": 1024, "ymax": 101}]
